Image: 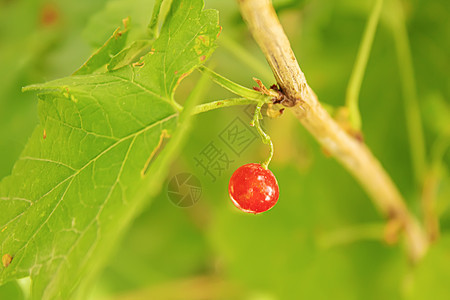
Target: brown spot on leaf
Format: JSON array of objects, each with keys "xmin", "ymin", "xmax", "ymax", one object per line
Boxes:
[
  {"xmin": 122, "ymin": 17, "xmax": 129, "ymax": 29},
  {"xmin": 2, "ymin": 254, "xmax": 12, "ymax": 268},
  {"xmin": 200, "ymin": 55, "xmax": 206, "ymax": 61},
  {"xmin": 174, "ymin": 70, "xmax": 178, "ymax": 75},
  {"xmin": 43, "ymin": 129, "xmax": 47, "ymax": 139},
  {"xmin": 132, "ymin": 61, "xmax": 144, "ymax": 67},
  {"xmin": 112, "ymin": 19, "xmax": 129, "ymax": 39}
]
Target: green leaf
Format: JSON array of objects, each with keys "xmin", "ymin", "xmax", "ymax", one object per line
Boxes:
[
  {"xmin": 0, "ymin": 0, "xmax": 219, "ymax": 299},
  {"xmin": 74, "ymin": 19, "xmax": 129, "ymax": 75},
  {"xmin": 107, "ymin": 40, "xmax": 153, "ymax": 71},
  {"xmin": 82, "ymin": 0, "xmax": 149, "ymax": 48},
  {"xmin": 147, "ymin": 0, "xmax": 165, "ymax": 39}
]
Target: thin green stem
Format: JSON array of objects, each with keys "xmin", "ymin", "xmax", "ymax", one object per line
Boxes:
[
  {"xmin": 345, "ymin": 0, "xmax": 384, "ymax": 130},
  {"xmin": 250, "ymin": 101, "xmax": 273, "ymax": 169},
  {"xmin": 387, "ymin": 0, "xmax": 427, "ymax": 185},
  {"xmin": 191, "ymin": 98, "xmax": 258, "ymax": 115},
  {"xmin": 195, "ymin": 66, "xmax": 274, "ymax": 167},
  {"xmin": 198, "ymin": 66, "xmax": 271, "ymax": 102}
]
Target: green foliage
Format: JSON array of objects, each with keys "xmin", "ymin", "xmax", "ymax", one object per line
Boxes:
[
  {"xmin": 0, "ymin": 0, "xmax": 219, "ymax": 298},
  {"xmin": 107, "ymin": 40, "xmax": 153, "ymax": 71},
  {"xmin": 74, "ymin": 23, "xmax": 129, "ymax": 75}
]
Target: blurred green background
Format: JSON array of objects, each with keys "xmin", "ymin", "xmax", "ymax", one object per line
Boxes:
[{"xmin": 0, "ymin": 0, "xmax": 449, "ymax": 299}]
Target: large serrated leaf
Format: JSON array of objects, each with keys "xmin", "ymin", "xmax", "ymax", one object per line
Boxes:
[{"xmin": 0, "ymin": 0, "xmax": 219, "ymax": 298}]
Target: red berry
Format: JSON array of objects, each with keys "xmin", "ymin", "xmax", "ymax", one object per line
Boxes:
[{"xmin": 228, "ymin": 163, "xmax": 279, "ymax": 214}]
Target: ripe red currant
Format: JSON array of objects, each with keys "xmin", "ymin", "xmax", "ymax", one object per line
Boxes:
[{"xmin": 228, "ymin": 163, "xmax": 279, "ymax": 214}]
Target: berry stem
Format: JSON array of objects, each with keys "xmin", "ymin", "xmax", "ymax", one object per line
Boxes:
[
  {"xmin": 192, "ymin": 67, "xmax": 274, "ymax": 117},
  {"xmin": 198, "ymin": 66, "xmax": 272, "ymax": 103},
  {"xmin": 191, "ymin": 98, "xmax": 259, "ymax": 115},
  {"xmin": 250, "ymin": 101, "xmax": 274, "ymax": 169}
]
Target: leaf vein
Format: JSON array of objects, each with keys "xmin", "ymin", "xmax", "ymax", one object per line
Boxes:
[
  {"xmin": 5, "ymin": 113, "xmax": 177, "ymax": 265},
  {"xmin": 20, "ymin": 157, "xmax": 76, "ymax": 171}
]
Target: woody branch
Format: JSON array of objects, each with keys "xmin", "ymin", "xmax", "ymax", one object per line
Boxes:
[{"xmin": 237, "ymin": 0, "xmax": 428, "ymax": 262}]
